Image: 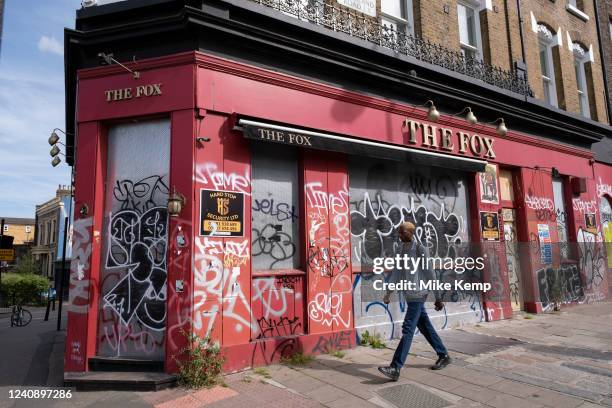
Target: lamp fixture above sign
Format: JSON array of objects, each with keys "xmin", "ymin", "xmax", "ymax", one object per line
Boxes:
[{"xmin": 337, "ymin": 0, "xmax": 377, "ymax": 17}]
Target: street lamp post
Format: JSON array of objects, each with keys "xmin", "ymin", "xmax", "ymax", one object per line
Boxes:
[{"xmin": 49, "ymin": 129, "xmax": 73, "ymax": 331}]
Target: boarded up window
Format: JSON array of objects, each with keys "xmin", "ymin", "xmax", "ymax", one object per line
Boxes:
[{"xmin": 251, "ymin": 143, "xmax": 300, "ymax": 270}]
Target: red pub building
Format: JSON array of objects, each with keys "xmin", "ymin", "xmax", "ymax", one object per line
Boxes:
[{"xmin": 62, "ymin": 0, "xmax": 612, "ymax": 388}]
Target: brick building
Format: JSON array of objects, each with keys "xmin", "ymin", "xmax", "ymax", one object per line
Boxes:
[
  {"xmin": 61, "ymin": 0, "xmax": 612, "ymax": 388},
  {"xmin": 595, "ymin": 0, "xmax": 612, "ymax": 118},
  {"xmin": 32, "ymin": 185, "xmax": 73, "ymax": 292}
]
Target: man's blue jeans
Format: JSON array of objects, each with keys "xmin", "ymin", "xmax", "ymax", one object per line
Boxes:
[{"xmin": 391, "ymin": 301, "xmax": 448, "ymax": 369}]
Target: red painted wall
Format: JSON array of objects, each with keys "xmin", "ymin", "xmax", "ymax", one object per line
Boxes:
[{"xmin": 65, "ymin": 51, "xmax": 609, "ymax": 375}]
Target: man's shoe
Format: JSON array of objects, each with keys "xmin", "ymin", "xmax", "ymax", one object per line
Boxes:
[
  {"xmin": 378, "ymin": 366, "xmax": 400, "ymax": 381},
  {"xmin": 431, "ymin": 355, "xmax": 451, "ymax": 370}
]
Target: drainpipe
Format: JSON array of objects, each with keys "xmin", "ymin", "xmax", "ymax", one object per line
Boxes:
[
  {"xmin": 593, "ymin": 0, "xmax": 612, "ymax": 124},
  {"xmin": 516, "ymin": 0, "xmax": 529, "ymax": 100}
]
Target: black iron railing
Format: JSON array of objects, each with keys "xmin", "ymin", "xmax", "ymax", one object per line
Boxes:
[{"xmin": 248, "ymin": 0, "xmax": 533, "ymax": 96}]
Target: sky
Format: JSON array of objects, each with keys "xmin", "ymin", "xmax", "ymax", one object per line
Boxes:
[{"xmin": 0, "ymin": 0, "xmax": 125, "ymax": 219}]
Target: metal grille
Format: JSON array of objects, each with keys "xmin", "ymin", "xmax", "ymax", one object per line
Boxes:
[
  {"xmin": 377, "ymin": 384, "xmax": 451, "ymax": 408},
  {"xmin": 247, "ymin": 0, "xmax": 533, "ymax": 96}
]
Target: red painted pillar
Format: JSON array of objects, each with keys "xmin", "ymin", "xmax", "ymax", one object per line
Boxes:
[
  {"xmin": 165, "ymin": 109, "xmax": 197, "ymax": 373},
  {"xmin": 64, "ymin": 121, "xmax": 106, "ymax": 372}
]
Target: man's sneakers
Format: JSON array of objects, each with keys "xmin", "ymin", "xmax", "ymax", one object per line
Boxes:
[
  {"xmin": 378, "ymin": 366, "xmax": 400, "ymax": 381},
  {"xmin": 431, "ymin": 355, "xmax": 451, "ymax": 370}
]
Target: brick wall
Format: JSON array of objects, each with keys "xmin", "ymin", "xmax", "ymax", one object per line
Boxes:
[
  {"xmin": 523, "ymin": 0, "xmax": 608, "ymax": 122},
  {"xmin": 324, "ymin": 0, "xmax": 610, "ymax": 124},
  {"xmin": 595, "ymin": 0, "xmax": 612, "ymax": 120}
]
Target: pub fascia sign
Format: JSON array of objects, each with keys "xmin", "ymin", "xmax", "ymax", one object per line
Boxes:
[
  {"xmin": 104, "ymin": 83, "xmax": 163, "ymax": 102},
  {"xmin": 337, "ymin": 0, "xmax": 377, "ymax": 17},
  {"xmin": 404, "ymin": 119, "xmax": 496, "ymax": 159},
  {"xmin": 254, "ymin": 118, "xmax": 496, "ymax": 160}
]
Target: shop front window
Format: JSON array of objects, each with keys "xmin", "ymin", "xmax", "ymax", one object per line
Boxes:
[
  {"xmin": 251, "ymin": 143, "xmax": 301, "ymax": 271},
  {"xmin": 349, "ymin": 157, "xmax": 470, "ymax": 268},
  {"xmin": 552, "ymin": 177, "xmax": 570, "ymax": 259}
]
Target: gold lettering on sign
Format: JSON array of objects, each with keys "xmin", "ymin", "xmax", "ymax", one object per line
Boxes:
[
  {"xmin": 105, "ymin": 83, "xmax": 163, "ymax": 102},
  {"xmin": 440, "ymin": 128, "xmax": 454, "ymax": 151}
]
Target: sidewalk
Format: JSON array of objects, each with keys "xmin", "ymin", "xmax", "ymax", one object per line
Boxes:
[
  {"xmin": 3, "ymin": 302, "xmax": 612, "ymax": 408},
  {"xmin": 121, "ymin": 303, "xmax": 612, "ymax": 408}
]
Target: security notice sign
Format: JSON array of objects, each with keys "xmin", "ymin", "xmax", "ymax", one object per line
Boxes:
[
  {"xmin": 0, "ymin": 249, "xmax": 15, "ymax": 262},
  {"xmin": 200, "ymin": 189, "xmax": 244, "ymax": 236}
]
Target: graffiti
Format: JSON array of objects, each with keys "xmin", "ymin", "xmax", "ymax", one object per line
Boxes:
[
  {"xmin": 311, "ymin": 330, "xmax": 353, "ymax": 353},
  {"xmin": 308, "ymin": 292, "xmax": 351, "ymax": 328},
  {"xmin": 102, "ymin": 205, "xmax": 168, "ymax": 331},
  {"xmin": 573, "ymin": 198, "xmax": 598, "ymax": 214},
  {"xmin": 195, "ymin": 162, "xmax": 251, "ymax": 196},
  {"xmin": 275, "ymin": 275, "xmax": 300, "ymax": 289},
  {"xmin": 252, "ymin": 198, "xmax": 298, "ymax": 223},
  {"xmin": 113, "ymin": 175, "xmax": 169, "ymax": 214},
  {"xmin": 256, "ymin": 316, "xmax": 302, "ymax": 339},
  {"xmin": 538, "ymin": 263, "xmax": 584, "ymax": 309},
  {"xmin": 251, "ymin": 338, "xmax": 299, "ymax": 366},
  {"xmin": 224, "ymin": 240, "xmax": 250, "ymax": 268},
  {"xmin": 577, "ymin": 228, "xmax": 605, "ymax": 290},
  {"xmin": 524, "ymin": 195, "xmax": 554, "ymax": 211},
  {"xmin": 194, "ymin": 237, "xmax": 255, "ymax": 336},
  {"xmin": 68, "ymin": 217, "xmax": 93, "ymax": 314},
  {"xmin": 350, "ymin": 192, "xmax": 462, "ymax": 264},
  {"xmin": 252, "ymin": 277, "xmax": 300, "ymax": 319},
  {"xmin": 350, "ymin": 161, "xmax": 480, "ymax": 338},
  {"xmin": 252, "ymin": 224, "xmax": 297, "ymax": 269},
  {"xmin": 69, "ymin": 341, "xmax": 83, "ymax": 365},
  {"xmin": 597, "ymin": 177, "xmax": 612, "ymax": 198}
]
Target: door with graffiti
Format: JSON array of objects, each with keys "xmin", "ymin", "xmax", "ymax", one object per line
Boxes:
[
  {"xmin": 499, "ymin": 169, "xmax": 524, "ymax": 311},
  {"xmin": 96, "ymin": 119, "xmax": 170, "ymax": 359},
  {"xmin": 503, "ymin": 209, "xmax": 523, "ymax": 310}
]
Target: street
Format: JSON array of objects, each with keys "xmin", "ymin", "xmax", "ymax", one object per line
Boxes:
[{"xmin": 1, "ymin": 303, "xmax": 611, "ymax": 407}]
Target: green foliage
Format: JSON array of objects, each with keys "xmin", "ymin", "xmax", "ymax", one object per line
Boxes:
[
  {"xmin": 0, "ymin": 273, "xmax": 49, "ymax": 305},
  {"xmin": 281, "ymin": 352, "xmax": 314, "ymax": 366},
  {"xmin": 253, "ymin": 367, "xmax": 271, "ymax": 378},
  {"xmin": 360, "ymin": 330, "xmax": 387, "ymax": 349},
  {"xmin": 523, "ymin": 314, "xmax": 534, "ymax": 319},
  {"xmin": 11, "ymin": 252, "xmax": 38, "ymax": 275},
  {"xmin": 331, "ymin": 350, "xmax": 345, "ymax": 358},
  {"xmin": 175, "ymin": 330, "xmax": 225, "ymax": 389}
]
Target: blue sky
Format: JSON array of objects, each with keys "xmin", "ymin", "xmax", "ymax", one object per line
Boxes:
[{"xmin": 0, "ymin": 0, "xmax": 125, "ymax": 219}]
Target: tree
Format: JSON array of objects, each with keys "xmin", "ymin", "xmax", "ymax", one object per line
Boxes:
[{"xmin": 11, "ymin": 251, "xmax": 38, "ymax": 275}]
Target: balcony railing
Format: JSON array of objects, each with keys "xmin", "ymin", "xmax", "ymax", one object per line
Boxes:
[{"xmin": 247, "ymin": 0, "xmax": 534, "ymax": 96}]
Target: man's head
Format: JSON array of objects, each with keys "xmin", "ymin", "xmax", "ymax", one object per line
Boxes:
[{"xmin": 398, "ymin": 222, "xmax": 416, "ymax": 243}]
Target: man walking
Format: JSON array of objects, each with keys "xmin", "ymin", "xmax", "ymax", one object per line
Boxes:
[{"xmin": 378, "ymin": 222, "xmax": 451, "ymax": 382}]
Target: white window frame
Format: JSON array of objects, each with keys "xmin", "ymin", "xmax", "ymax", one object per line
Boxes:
[
  {"xmin": 25, "ymin": 225, "xmax": 32, "ymax": 233},
  {"xmin": 573, "ymin": 45, "xmax": 591, "ymax": 118},
  {"xmin": 566, "ymin": 1, "xmax": 589, "ymax": 21},
  {"xmin": 457, "ymin": 0, "xmax": 484, "ymax": 61},
  {"xmin": 2, "ymin": 224, "xmax": 7, "ymax": 232},
  {"xmin": 538, "ymin": 25, "xmax": 558, "ymax": 107},
  {"xmin": 381, "ymin": 0, "xmax": 414, "ymax": 36}
]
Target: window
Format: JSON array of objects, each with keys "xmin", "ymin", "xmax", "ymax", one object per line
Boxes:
[
  {"xmin": 2, "ymin": 224, "xmax": 7, "ymax": 232},
  {"xmin": 609, "ymin": 19, "xmax": 612, "ymax": 40},
  {"xmin": 251, "ymin": 143, "xmax": 300, "ymax": 270},
  {"xmin": 50, "ymin": 220, "xmax": 56, "ymax": 244},
  {"xmin": 38, "ymin": 223, "xmax": 43, "ymax": 245},
  {"xmin": 573, "ymin": 44, "xmax": 590, "ymax": 118},
  {"xmin": 566, "ymin": 0, "xmax": 589, "ymax": 21},
  {"xmin": 457, "ymin": 1, "xmax": 482, "ymax": 60},
  {"xmin": 552, "ymin": 178, "xmax": 570, "ymax": 259},
  {"xmin": 381, "ymin": 0, "xmax": 414, "ymax": 36},
  {"xmin": 25, "ymin": 226, "xmax": 31, "ymax": 233},
  {"xmin": 538, "ymin": 25, "xmax": 558, "ymax": 107}
]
